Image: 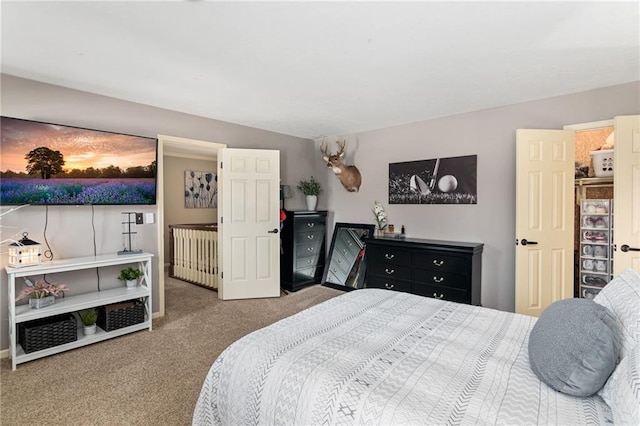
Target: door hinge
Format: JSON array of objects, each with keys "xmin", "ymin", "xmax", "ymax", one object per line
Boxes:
[
  {"xmin": 220, "ymin": 162, "xmax": 223, "ymax": 169},
  {"xmin": 221, "ymin": 271, "xmax": 223, "ymax": 279},
  {"xmin": 220, "ymin": 217, "xmax": 223, "ymax": 224}
]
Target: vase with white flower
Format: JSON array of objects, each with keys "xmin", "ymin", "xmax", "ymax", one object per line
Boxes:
[
  {"xmin": 16, "ymin": 278, "xmax": 69, "ymax": 309},
  {"xmin": 372, "ymin": 201, "xmax": 388, "ymax": 237}
]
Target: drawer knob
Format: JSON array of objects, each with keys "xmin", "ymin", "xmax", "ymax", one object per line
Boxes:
[
  {"xmin": 432, "ymin": 292, "xmax": 444, "ymax": 299},
  {"xmin": 307, "ymin": 247, "xmax": 314, "ymax": 252},
  {"xmin": 384, "ymin": 253, "xmax": 395, "ymax": 260},
  {"xmin": 385, "ymin": 283, "xmax": 395, "ymax": 290},
  {"xmin": 307, "ymin": 235, "xmax": 314, "ymax": 240},
  {"xmin": 433, "ymin": 276, "xmax": 444, "ymax": 283},
  {"xmin": 433, "ymin": 260, "xmax": 444, "ymax": 266},
  {"xmin": 307, "ymin": 222, "xmax": 315, "ymax": 228},
  {"xmin": 307, "ymin": 259, "xmax": 312, "ymax": 264},
  {"xmin": 385, "ymin": 268, "xmax": 395, "ymax": 275}
]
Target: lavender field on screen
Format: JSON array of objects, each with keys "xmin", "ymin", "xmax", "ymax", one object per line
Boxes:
[{"xmin": 0, "ymin": 178, "xmax": 156, "ymax": 205}]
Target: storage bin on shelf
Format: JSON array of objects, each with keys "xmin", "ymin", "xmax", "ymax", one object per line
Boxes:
[
  {"xmin": 18, "ymin": 313, "xmax": 77, "ymax": 353},
  {"xmin": 97, "ymin": 299, "xmax": 145, "ymax": 331},
  {"xmin": 590, "ymin": 149, "xmax": 614, "ymax": 177}
]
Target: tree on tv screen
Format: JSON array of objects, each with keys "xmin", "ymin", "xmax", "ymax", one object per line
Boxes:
[{"xmin": 25, "ymin": 147, "xmax": 65, "ymax": 179}]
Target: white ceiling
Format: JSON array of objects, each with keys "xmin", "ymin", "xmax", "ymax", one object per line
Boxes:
[{"xmin": 2, "ymin": 1, "xmax": 639, "ymax": 140}]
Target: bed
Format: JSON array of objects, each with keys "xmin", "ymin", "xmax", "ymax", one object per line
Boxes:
[{"xmin": 193, "ymin": 270, "xmax": 640, "ymax": 425}]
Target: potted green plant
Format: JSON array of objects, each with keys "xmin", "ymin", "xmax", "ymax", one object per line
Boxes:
[
  {"xmin": 79, "ymin": 308, "xmax": 98, "ymax": 335},
  {"xmin": 16, "ymin": 278, "xmax": 69, "ymax": 309},
  {"xmin": 298, "ymin": 176, "xmax": 322, "ymax": 211},
  {"xmin": 117, "ymin": 267, "xmax": 143, "ymax": 289}
]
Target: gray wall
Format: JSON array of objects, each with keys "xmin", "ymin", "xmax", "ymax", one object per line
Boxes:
[
  {"xmin": 0, "ymin": 74, "xmax": 319, "ymax": 351},
  {"xmin": 1, "ymin": 73, "xmax": 638, "ymax": 352},
  {"xmin": 320, "ymin": 81, "xmax": 639, "ymax": 311}
]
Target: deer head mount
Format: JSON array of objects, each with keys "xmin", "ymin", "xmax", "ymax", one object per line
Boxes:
[{"xmin": 320, "ymin": 139, "xmax": 362, "ymax": 192}]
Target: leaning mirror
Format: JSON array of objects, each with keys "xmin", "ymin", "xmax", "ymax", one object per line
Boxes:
[{"xmin": 322, "ymin": 222, "xmax": 376, "ymax": 291}]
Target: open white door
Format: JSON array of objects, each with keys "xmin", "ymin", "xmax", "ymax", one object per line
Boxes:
[
  {"xmin": 515, "ymin": 129, "xmax": 575, "ymax": 316},
  {"xmin": 613, "ymin": 115, "xmax": 640, "ymax": 274},
  {"xmin": 218, "ymin": 148, "xmax": 281, "ymax": 300}
]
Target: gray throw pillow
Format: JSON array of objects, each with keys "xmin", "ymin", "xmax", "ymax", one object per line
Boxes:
[{"xmin": 528, "ymin": 298, "xmax": 620, "ymax": 397}]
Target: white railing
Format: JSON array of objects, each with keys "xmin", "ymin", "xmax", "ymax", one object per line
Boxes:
[{"xmin": 169, "ymin": 223, "xmax": 218, "ymax": 290}]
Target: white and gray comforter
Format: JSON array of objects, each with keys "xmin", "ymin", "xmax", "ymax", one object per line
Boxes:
[{"xmin": 193, "ymin": 289, "xmax": 612, "ymax": 425}]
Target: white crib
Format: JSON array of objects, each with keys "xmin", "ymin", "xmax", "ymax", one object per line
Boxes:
[{"xmin": 169, "ymin": 223, "xmax": 218, "ymax": 290}]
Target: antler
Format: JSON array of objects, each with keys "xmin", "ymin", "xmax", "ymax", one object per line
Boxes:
[
  {"xmin": 319, "ymin": 139, "xmax": 329, "ymax": 156},
  {"xmin": 336, "ymin": 139, "xmax": 346, "ymax": 155}
]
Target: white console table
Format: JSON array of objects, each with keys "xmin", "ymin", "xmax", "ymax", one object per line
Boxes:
[{"xmin": 6, "ymin": 252, "xmax": 153, "ymax": 370}]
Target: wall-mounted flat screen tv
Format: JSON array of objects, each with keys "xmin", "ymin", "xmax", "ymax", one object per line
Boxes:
[{"xmin": 0, "ymin": 116, "xmax": 157, "ymax": 205}]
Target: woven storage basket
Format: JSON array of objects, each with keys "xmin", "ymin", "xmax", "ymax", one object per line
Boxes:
[
  {"xmin": 97, "ymin": 299, "xmax": 144, "ymax": 331},
  {"xmin": 18, "ymin": 313, "xmax": 77, "ymax": 354}
]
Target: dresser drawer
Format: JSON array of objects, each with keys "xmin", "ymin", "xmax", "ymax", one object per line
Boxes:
[
  {"xmin": 366, "ymin": 275, "xmax": 412, "ymax": 293},
  {"xmin": 296, "ymin": 230, "xmax": 324, "ymax": 245},
  {"xmin": 411, "ymin": 282, "xmax": 470, "ymax": 304},
  {"xmin": 368, "ymin": 262, "xmax": 412, "ymax": 281},
  {"xmin": 296, "ymin": 241, "xmax": 322, "ymax": 258},
  {"xmin": 412, "ymin": 269, "xmax": 469, "ymax": 291},
  {"xmin": 295, "ymin": 255, "xmax": 321, "ymax": 270},
  {"xmin": 366, "ymin": 245, "xmax": 412, "ymax": 266},
  {"xmin": 412, "ymin": 251, "xmax": 470, "ymax": 274},
  {"xmin": 294, "ymin": 217, "xmax": 325, "ymax": 232},
  {"xmin": 293, "ymin": 266, "xmax": 323, "ymax": 283}
]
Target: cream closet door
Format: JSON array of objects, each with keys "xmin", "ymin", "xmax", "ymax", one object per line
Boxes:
[
  {"xmin": 515, "ymin": 129, "xmax": 575, "ymax": 317},
  {"xmin": 218, "ymin": 148, "xmax": 281, "ymax": 300},
  {"xmin": 613, "ymin": 115, "xmax": 640, "ymax": 274}
]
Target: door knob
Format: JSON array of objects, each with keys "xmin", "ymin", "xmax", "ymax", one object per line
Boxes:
[
  {"xmin": 268, "ymin": 228, "xmax": 279, "ymax": 234},
  {"xmin": 521, "ymin": 239, "xmax": 538, "ymax": 246},
  {"xmin": 621, "ymin": 244, "xmax": 640, "ymax": 252}
]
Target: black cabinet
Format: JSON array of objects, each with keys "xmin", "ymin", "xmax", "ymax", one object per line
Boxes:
[
  {"xmin": 280, "ymin": 210, "xmax": 327, "ymax": 292},
  {"xmin": 364, "ymin": 237, "xmax": 483, "ymax": 305}
]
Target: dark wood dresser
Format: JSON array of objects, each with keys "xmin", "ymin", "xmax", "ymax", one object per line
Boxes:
[
  {"xmin": 364, "ymin": 237, "xmax": 483, "ymax": 305},
  {"xmin": 280, "ymin": 210, "xmax": 327, "ymax": 292}
]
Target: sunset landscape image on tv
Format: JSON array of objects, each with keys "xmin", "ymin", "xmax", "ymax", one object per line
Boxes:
[{"xmin": 0, "ymin": 117, "xmax": 157, "ymax": 205}]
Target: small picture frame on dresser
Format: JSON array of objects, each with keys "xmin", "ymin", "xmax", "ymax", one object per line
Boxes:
[{"xmin": 322, "ymin": 223, "xmax": 375, "ymax": 291}]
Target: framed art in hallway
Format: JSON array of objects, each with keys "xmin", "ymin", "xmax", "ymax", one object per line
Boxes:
[
  {"xmin": 185, "ymin": 170, "xmax": 217, "ymax": 208},
  {"xmin": 388, "ymin": 154, "xmax": 477, "ymax": 204}
]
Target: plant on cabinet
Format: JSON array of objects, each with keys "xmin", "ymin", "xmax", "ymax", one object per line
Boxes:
[
  {"xmin": 79, "ymin": 308, "xmax": 98, "ymax": 335},
  {"xmin": 298, "ymin": 176, "xmax": 322, "ymax": 211},
  {"xmin": 117, "ymin": 267, "xmax": 143, "ymax": 289}
]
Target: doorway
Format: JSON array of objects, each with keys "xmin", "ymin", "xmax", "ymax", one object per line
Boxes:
[
  {"xmin": 156, "ymin": 135, "xmax": 226, "ymax": 317},
  {"xmin": 567, "ymin": 121, "xmax": 614, "ymax": 299}
]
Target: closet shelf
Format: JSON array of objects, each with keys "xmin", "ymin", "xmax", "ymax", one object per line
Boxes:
[{"xmin": 575, "ymin": 177, "xmax": 613, "ymax": 203}]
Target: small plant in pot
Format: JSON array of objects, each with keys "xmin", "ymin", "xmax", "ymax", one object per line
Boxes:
[
  {"xmin": 298, "ymin": 176, "xmax": 322, "ymax": 211},
  {"xmin": 79, "ymin": 308, "xmax": 98, "ymax": 335},
  {"xmin": 117, "ymin": 267, "xmax": 143, "ymax": 289}
]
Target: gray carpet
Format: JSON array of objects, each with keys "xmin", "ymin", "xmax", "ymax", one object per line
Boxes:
[{"xmin": 0, "ymin": 276, "xmax": 343, "ymax": 425}]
